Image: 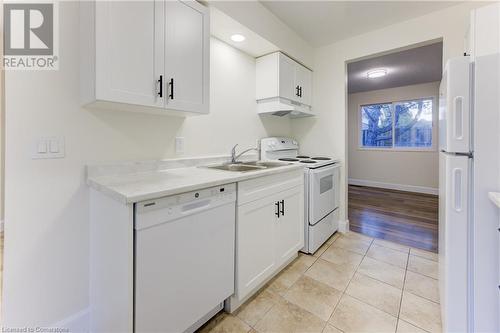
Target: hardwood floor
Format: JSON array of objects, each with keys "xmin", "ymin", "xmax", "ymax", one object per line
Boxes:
[{"xmin": 348, "ymin": 185, "xmax": 438, "ymax": 252}]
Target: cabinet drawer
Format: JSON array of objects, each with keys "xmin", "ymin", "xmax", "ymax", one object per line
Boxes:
[{"xmin": 238, "ymin": 169, "xmax": 303, "ymax": 206}]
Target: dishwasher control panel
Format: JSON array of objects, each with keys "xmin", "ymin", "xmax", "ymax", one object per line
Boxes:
[{"xmin": 135, "ymin": 183, "xmax": 236, "ymax": 230}]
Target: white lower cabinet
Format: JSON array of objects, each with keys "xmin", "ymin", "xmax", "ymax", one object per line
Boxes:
[
  {"xmin": 275, "ymin": 186, "xmax": 304, "ymax": 265},
  {"xmin": 227, "ymin": 170, "xmax": 304, "ymax": 311},
  {"xmin": 236, "ymin": 195, "xmax": 278, "ymax": 300}
]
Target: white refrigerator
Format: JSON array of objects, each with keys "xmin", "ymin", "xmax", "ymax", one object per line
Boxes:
[{"xmin": 439, "ymin": 40, "xmax": 500, "ymax": 333}]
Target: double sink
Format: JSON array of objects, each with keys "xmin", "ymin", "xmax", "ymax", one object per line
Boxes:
[{"xmin": 205, "ymin": 161, "xmax": 289, "ymax": 172}]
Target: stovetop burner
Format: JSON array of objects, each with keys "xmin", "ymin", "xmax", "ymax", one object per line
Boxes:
[
  {"xmin": 311, "ymin": 157, "xmax": 332, "ymax": 161},
  {"xmin": 300, "ymin": 160, "xmax": 317, "ymax": 164},
  {"xmin": 279, "ymin": 158, "xmax": 299, "ymax": 162},
  {"xmin": 296, "ymin": 155, "xmax": 310, "ymax": 159}
]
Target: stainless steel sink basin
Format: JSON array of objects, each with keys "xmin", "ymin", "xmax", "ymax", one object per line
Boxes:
[
  {"xmin": 203, "ymin": 160, "xmax": 290, "ymax": 172},
  {"xmin": 205, "ymin": 163, "xmax": 266, "ymax": 172},
  {"xmin": 243, "ymin": 161, "xmax": 290, "ymax": 168}
]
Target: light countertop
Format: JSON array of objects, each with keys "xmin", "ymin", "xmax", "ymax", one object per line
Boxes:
[
  {"xmin": 87, "ymin": 159, "xmax": 303, "ymax": 204},
  {"xmin": 488, "ymin": 192, "xmax": 500, "ymax": 209}
]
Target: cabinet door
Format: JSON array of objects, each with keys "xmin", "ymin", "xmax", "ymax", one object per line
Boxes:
[
  {"xmin": 237, "ymin": 196, "xmax": 277, "ymax": 301},
  {"xmin": 275, "ymin": 186, "xmax": 304, "ymax": 267},
  {"xmin": 295, "ymin": 64, "xmax": 313, "ymax": 106},
  {"xmin": 165, "ymin": 0, "xmax": 209, "ymax": 114},
  {"xmin": 278, "ymin": 53, "xmax": 299, "ymax": 102},
  {"xmin": 95, "ymin": 1, "xmax": 164, "ymax": 107}
]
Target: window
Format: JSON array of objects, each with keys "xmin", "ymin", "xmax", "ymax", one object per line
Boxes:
[{"xmin": 360, "ymin": 98, "xmax": 434, "ymax": 150}]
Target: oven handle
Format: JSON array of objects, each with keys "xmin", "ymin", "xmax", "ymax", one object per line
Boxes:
[{"xmin": 308, "ymin": 163, "xmax": 340, "ymax": 176}]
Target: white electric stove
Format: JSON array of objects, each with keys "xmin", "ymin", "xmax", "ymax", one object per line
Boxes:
[{"xmin": 260, "ymin": 137, "xmax": 340, "ymax": 254}]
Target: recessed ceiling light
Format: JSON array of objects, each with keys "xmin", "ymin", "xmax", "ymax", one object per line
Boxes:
[
  {"xmin": 230, "ymin": 34, "xmax": 246, "ymax": 42},
  {"xmin": 367, "ymin": 69, "xmax": 387, "ymax": 79}
]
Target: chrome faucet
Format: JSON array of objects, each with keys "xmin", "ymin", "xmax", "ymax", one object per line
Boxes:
[{"xmin": 231, "ymin": 144, "xmax": 259, "ymax": 163}]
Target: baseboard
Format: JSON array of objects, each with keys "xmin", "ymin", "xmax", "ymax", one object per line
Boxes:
[
  {"xmin": 52, "ymin": 308, "xmax": 89, "ymax": 333},
  {"xmin": 348, "ymin": 178, "xmax": 438, "ymax": 195},
  {"xmin": 338, "ymin": 219, "xmax": 349, "ymax": 233}
]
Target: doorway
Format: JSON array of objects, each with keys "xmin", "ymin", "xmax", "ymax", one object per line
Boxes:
[{"xmin": 346, "ymin": 41, "xmax": 443, "ymax": 252}]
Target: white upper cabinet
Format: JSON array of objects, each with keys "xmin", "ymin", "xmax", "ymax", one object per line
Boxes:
[
  {"xmin": 256, "ymin": 52, "xmax": 313, "ymax": 107},
  {"xmin": 81, "ymin": 0, "xmax": 210, "ymax": 116},
  {"xmin": 164, "ymin": 0, "xmax": 209, "ymax": 114},
  {"xmin": 294, "ymin": 62, "xmax": 313, "ymax": 106},
  {"xmin": 278, "ymin": 54, "xmax": 297, "ymax": 102}
]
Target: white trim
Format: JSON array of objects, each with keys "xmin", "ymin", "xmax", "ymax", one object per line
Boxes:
[
  {"xmin": 348, "ymin": 178, "xmax": 438, "ymax": 195},
  {"xmin": 338, "ymin": 219, "xmax": 350, "ymax": 233},
  {"xmin": 52, "ymin": 308, "xmax": 89, "ymax": 333}
]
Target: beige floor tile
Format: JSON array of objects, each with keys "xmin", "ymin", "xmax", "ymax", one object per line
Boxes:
[
  {"xmin": 373, "ymin": 239, "xmax": 410, "ymax": 253},
  {"xmin": 322, "ymin": 324, "xmax": 343, "ymax": 333},
  {"xmin": 400, "ymin": 292, "xmax": 441, "ymax": 333},
  {"xmin": 410, "ymin": 248, "xmax": 438, "ymax": 262},
  {"xmin": 329, "ymin": 294, "xmax": 397, "ymax": 333},
  {"xmin": 343, "ymin": 231, "xmax": 374, "ymax": 243},
  {"xmin": 235, "ymin": 290, "xmax": 283, "ymax": 327},
  {"xmin": 345, "ymin": 273, "xmax": 402, "ymax": 316},
  {"xmin": 367, "ymin": 244, "xmax": 409, "ymax": 269},
  {"xmin": 332, "ymin": 235, "xmax": 372, "ymax": 255},
  {"xmin": 267, "ymin": 255, "xmax": 315, "ymax": 295},
  {"xmin": 358, "ymin": 257, "xmax": 406, "ymax": 289},
  {"xmin": 284, "ymin": 276, "xmax": 342, "ymax": 321},
  {"xmin": 404, "ymin": 271, "xmax": 439, "ymax": 303},
  {"xmin": 198, "ymin": 312, "xmax": 252, "ymax": 333},
  {"xmin": 396, "ymin": 319, "xmax": 428, "ymax": 333},
  {"xmin": 254, "ymin": 300, "xmax": 326, "ymax": 333},
  {"xmin": 313, "ymin": 241, "xmax": 332, "ymax": 257},
  {"xmin": 305, "ymin": 258, "xmax": 356, "ymax": 291},
  {"xmin": 297, "ymin": 252, "xmax": 319, "ymax": 267},
  {"xmin": 320, "ymin": 246, "xmax": 364, "ymax": 269},
  {"xmin": 326, "ymin": 232, "xmax": 341, "ymax": 245},
  {"xmin": 408, "ymin": 255, "xmax": 438, "ymax": 279}
]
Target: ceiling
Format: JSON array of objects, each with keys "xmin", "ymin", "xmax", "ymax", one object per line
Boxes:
[
  {"xmin": 347, "ymin": 42, "xmax": 443, "ymax": 93},
  {"xmin": 210, "ymin": 7, "xmax": 279, "ymax": 57},
  {"xmin": 260, "ymin": 1, "xmax": 460, "ymax": 47}
]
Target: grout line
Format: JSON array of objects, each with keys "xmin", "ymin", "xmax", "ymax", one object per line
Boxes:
[
  {"xmin": 404, "ymin": 289, "xmax": 440, "ymax": 305},
  {"xmin": 396, "ymin": 249, "xmax": 411, "ymax": 332},
  {"xmin": 327, "ymin": 237, "xmax": 374, "ymax": 324}
]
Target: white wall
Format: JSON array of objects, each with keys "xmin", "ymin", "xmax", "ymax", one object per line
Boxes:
[
  {"xmin": 2, "ymin": 2, "xmax": 292, "ymax": 326},
  {"xmin": 291, "ymin": 2, "xmax": 484, "ymax": 224},
  {"xmin": 348, "ymin": 82, "xmax": 440, "ymax": 192}
]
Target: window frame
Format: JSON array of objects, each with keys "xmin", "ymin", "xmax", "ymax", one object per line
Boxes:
[{"xmin": 357, "ymin": 96, "xmax": 437, "ymax": 152}]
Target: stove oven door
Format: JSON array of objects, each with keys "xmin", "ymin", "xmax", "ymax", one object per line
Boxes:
[{"xmin": 308, "ymin": 164, "xmax": 340, "ymax": 225}]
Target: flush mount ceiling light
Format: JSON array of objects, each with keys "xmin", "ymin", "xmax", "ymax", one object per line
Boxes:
[
  {"xmin": 367, "ymin": 69, "xmax": 387, "ymax": 79},
  {"xmin": 230, "ymin": 34, "xmax": 246, "ymax": 42}
]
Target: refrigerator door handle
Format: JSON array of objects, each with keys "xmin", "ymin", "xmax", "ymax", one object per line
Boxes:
[
  {"xmin": 452, "ymin": 167, "xmax": 463, "ymax": 212},
  {"xmin": 453, "ymin": 96, "xmax": 464, "ymax": 140}
]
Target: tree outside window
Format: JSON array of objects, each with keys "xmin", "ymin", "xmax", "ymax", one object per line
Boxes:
[{"xmin": 360, "ymin": 98, "xmax": 434, "ymax": 149}]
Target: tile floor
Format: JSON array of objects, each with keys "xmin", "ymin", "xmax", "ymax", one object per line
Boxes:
[{"xmin": 198, "ymin": 231, "xmax": 441, "ymax": 333}]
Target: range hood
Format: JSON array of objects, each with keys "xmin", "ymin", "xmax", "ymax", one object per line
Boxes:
[{"xmin": 257, "ymin": 97, "xmax": 314, "ymax": 118}]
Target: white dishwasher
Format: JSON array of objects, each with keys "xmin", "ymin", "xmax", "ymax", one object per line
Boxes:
[{"xmin": 134, "ymin": 183, "xmax": 236, "ymax": 333}]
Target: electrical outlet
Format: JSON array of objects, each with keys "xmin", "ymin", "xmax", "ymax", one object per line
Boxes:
[{"xmin": 175, "ymin": 137, "xmax": 185, "ymax": 154}]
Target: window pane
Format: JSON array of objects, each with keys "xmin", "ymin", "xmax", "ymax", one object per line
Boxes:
[
  {"xmin": 394, "ymin": 99, "xmax": 433, "ymax": 148},
  {"xmin": 360, "ymin": 103, "xmax": 393, "ymax": 147}
]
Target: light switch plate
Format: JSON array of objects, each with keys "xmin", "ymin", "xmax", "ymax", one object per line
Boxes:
[
  {"xmin": 175, "ymin": 137, "xmax": 184, "ymax": 154},
  {"xmin": 33, "ymin": 137, "xmax": 65, "ymax": 159}
]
